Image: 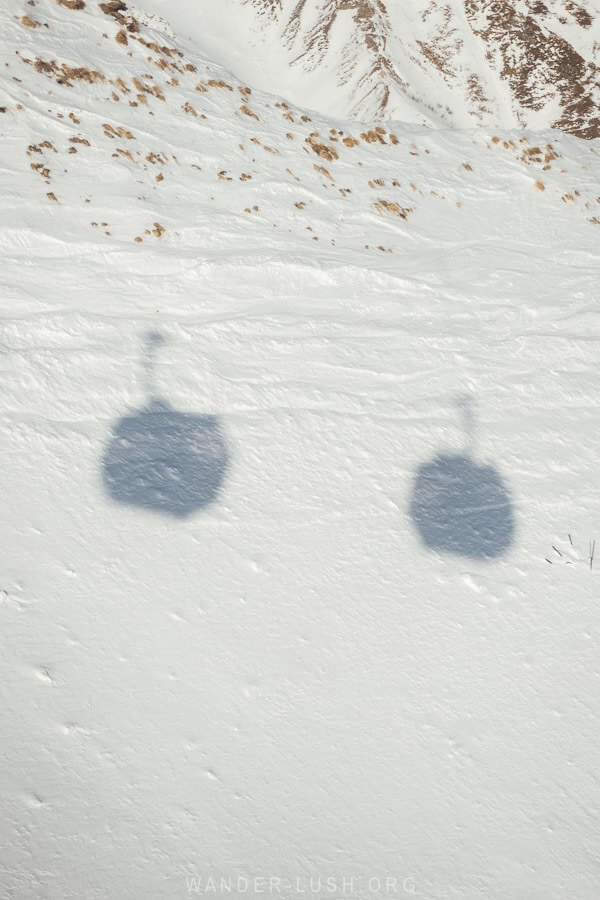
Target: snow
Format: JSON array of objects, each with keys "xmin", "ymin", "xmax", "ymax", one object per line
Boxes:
[{"xmin": 2, "ymin": 0, "xmax": 600, "ymax": 897}]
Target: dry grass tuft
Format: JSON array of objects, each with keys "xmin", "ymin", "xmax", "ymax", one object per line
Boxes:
[
  {"xmin": 374, "ymin": 200, "xmax": 413, "ymax": 219},
  {"xmin": 21, "ymin": 15, "xmax": 41, "ymax": 27},
  {"xmin": 99, "ymin": 1, "xmax": 139, "ymax": 33},
  {"xmin": 306, "ymin": 136, "xmax": 338, "ymax": 161},
  {"xmin": 26, "ymin": 56, "xmax": 105, "ymax": 85},
  {"xmin": 146, "ymin": 151, "xmax": 167, "ymax": 165},
  {"xmin": 183, "ymin": 102, "xmax": 197, "ymax": 116},
  {"xmin": 31, "ymin": 163, "xmax": 50, "ymax": 179},
  {"xmin": 314, "ymin": 164, "xmax": 333, "ymax": 181},
  {"xmin": 152, "ymin": 222, "xmax": 165, "ymax": 238},
  {"xmin": 208, "ymin": 79, "xmax": 233, "ymax": 91},
  {"xmin": 360, "ymin": 129, "xmax": 387, "ymax": 144},
  {"xmin": 534, "ymin": 180, "xmax": 545, "ymax": 191},
  {"xmin": 56, "ymin": 0, "xmax": 85, "ymax": 8},
  {"xmin": 113, "ymin": 147, "xmax": 135, "ymax": 162},
  {"xmin": 240, "ymin": 104, "xmax": 259, "ymax": 121}
]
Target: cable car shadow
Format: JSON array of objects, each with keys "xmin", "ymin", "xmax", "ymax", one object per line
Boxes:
[
  {"xmin": 408, "ymin": 396, "xmax": 516, "ymax": 560},
  {"xmin": 409, "ymin": 452, "xmax": 515, "ymax": 559},
  {"xmin": 101, "ymin": 332, "xmax": 229, "ymax": 518}
]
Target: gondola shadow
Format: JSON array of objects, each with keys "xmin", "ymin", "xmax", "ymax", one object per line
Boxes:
[
  {"xmin": 102, "ymin": 332, "xmax": 229, "ymax": 518},
  {"xmin": 409, "ymin": 396, "xmax": 515, "ymax": 560}
]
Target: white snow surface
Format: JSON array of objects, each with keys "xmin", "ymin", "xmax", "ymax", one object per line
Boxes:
[{"xmin": 2, "ymin": 1, "xmax": 600, "ymax": 898}]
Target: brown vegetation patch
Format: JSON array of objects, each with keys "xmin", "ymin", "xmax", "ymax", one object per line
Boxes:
[
  {"xmin": 23, "ymin": 56, "xmax": 105, "ymax": 86},
  {"xmin": 306, "ymin": 136, "xmax": 338, "ymax": 161},
  {"xmin": 207, "ymin": 79, "xmax": 233, "ymax": 90},
  {"xmin": 56, "ymin": 0, "xmax": 85, "ymax": 8},
  {"xmin": 136, "ymin": 36, "xmax": 183, "ymax": 59},
  {"xmin": 521, "ymin": 146, "xmax": 543, "ymax": 163},
  {"xmin": 31, "ymin": 163, "xmax": 50, "ymax": 179},
  {"xmin": 314, "ymin": 164, "xmax": 333, "ymax": 181},
  {"xmin": 114, "ymin": 147, "xmax": 135, "ymax": 162},
  {"xmin": 360, "ymin": 129, "xmax": 387, "ymax": 144},
  {"xmin": 99, "ymin": 1, "xmax": 139, "ymax": 33},
  {"xmin": 374, "ymin": 199, "xmax": 413, "ymax": 219},
  {"xmin": 240, "ymin": 104, "xmax": 259, "ymax": 120},
  {"xmin": 102, "ymin": 123, "xmax": 133, "ymax": 139}
]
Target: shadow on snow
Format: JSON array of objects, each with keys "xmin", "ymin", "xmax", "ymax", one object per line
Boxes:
[
  {"xmin": 409, "ymin": 396, "xmax": 515, "ymax": 560},
  {"xmin": 102, "ymin": 332, "xmax": 228, "ymax": 518}
]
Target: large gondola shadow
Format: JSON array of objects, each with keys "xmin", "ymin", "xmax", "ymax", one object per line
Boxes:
[
  {"xmin": 102, "ymin": 332, "xmax": 229, "ymax": 518},
  {"xmin": 409, "ymin": 396, "xmax": 515, "ymax": 560}
]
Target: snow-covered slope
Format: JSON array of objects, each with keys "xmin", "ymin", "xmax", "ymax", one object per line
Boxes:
[
  {"xmin": 166, "ymin": 0, "xmax": 600, "ymax": 135},
  {"xmin": 2, "ymin": 1, "xmax": 600, "ymax": 898}
]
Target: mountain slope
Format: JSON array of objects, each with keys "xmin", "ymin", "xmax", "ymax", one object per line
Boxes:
[
  {"xmin": 2, "ymin": 2, "xmax": 600, "ymax": 899},
  {"xmin": 191, "ymin": 0, "xmax": 600, "ymax": 135},
  {"xmin": 2, "ymin": 0, "xmax": 599, "ymax": 257}
]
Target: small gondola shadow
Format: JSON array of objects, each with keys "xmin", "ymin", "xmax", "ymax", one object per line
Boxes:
[
  {"xmin": 409, "ymin": 396, "xmax": 515, "ymax": 560},
  {"xmin": 102, "ymin": 332, "xmax": 229, "ymax": 518}
]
